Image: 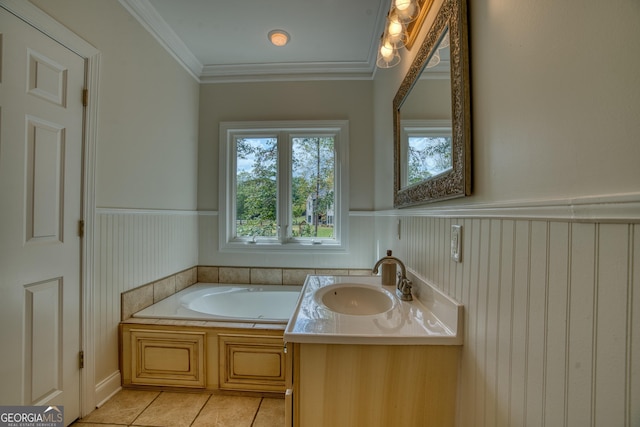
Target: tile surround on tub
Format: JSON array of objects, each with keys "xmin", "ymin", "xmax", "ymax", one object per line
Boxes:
[
  {"xmin": 153, "ymin": 276, "xmax": 176, "ymax": 303},
  {"xmin": 197, "ymin": 266, "xmax": 218, "ymax": 283},
  {"xmin": 121, "ymin": 283, "xmax": 154, "ymax": 321},
  {"xmin": 251, "ymin": 268, "xmax": 283, "ymax": 285},
  {"xmin": 176, "ymin": 268, "xmax": 197, "ymax": 291},
  {"xmin": 121, "ymin": 267, "xmax": 197, "ymax": 320},
  {"xmin": 218, "ymin": 267, "xmax": 251, "ymax": 283},
  {"xmin": 315, "ymin": 268, "xmax": 349, "ymax": 276},
  {"xmin": 121, "ymin": 266, "xmax": 375, "ymax": 320},
  {"xmin": 347, "ymin": 269, "xmax": 375, "ymax": 276},
  {"xmin": 283, "ymin": 269, "xmax": 315, "ymax": 285}
]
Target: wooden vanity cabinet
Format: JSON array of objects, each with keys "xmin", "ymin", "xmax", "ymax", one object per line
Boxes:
[{"xmin": 287, "ymin": 342, "xmax": 460, "ymax": 427}]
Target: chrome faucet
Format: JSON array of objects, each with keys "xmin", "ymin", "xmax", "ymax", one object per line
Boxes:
[{"xmin": 372, "ymin": 254, "xmax": 413, "ymax": 301}]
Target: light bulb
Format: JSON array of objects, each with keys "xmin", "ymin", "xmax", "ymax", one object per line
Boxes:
[
  {"xmin": 388, "ymin": 19, "xmax": 403, "ymax": 39},
  {"xmin": 395, "ymin": 0, "xmax": 411, "ymax": 11},
  {"xmin": 268, "ymin": 30, "xmax": 290, "ymax": 47},
  {"xmin": 386, "ymin": 12, "xmax": 406, "ymax": 46},
  {"xmin": 377, "ymin": 39, "xmax": 401, "ymax": 68},
  {"xmin": 380, "ymin": 42, "xmax": 395, "ymax": 62},
  {"xmin": 394, "ymin": 0, "xmax": 419, "ymax": 22}
]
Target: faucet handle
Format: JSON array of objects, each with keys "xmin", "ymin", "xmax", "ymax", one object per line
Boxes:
[{"xmin": 397, "ymin": 278, "xmax": 413, "ymax": 301}]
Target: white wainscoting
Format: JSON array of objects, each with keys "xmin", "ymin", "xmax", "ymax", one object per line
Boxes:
[
  {"xmin": 92, "ymin": 203, "xmax": 639, "ymax": 425},
  {"xmin": 93, "ymin": 208, "xmax": 198, "ymax": 399},
  {"xmin": 375, "ymin": 213, "xmax": 639, "ymax": 426}
]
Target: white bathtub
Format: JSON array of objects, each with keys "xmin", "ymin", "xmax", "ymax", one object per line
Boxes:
[{"xmin": 133, "ymin": 283, "xmax": 302, "ymax": 324}]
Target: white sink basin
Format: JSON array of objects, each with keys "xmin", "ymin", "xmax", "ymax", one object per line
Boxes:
[
  {"xmin": 285, "ymin": 275, "xmax": 464, "ymax": 345},
  {"xmin": 314, "ymin": 283, "xmax": 395, "ymax": 315}
]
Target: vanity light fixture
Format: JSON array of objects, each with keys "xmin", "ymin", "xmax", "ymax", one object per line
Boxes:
[
  {"xmin": 268, "ymin": 29, "xmax": 290, "ymax": 47},
  {"xmin": 376, "ymin": 0, "xmax": 421, "ymax": 68}
]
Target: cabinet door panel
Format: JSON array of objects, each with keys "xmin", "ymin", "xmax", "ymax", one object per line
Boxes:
[
  {"xmin": 219, "ymin": 334, "xmax": 286, "ymax": 392},
  {"xmin": 129, "ymin": 329, "xmax": 206, "ymax": 388}
]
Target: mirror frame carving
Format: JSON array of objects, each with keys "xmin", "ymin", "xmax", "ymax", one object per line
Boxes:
[{"xmin": 393, "ymin": 0, "xmax": 471, "ymax": 208}]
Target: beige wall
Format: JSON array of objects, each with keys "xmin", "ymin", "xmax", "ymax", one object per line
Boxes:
[
  {"xmin": 375, "ymin": 0, "xmax": 640, "ymax": 209},
  {"xmin": 197, "ymin": 80, "xmax": 376, "ymax": 268},
  {"xmin": 32, "ymin": 0, "xmax": 200, "ymax": 210},
  {"xmin": 197, "ymin": 80, "xmax": 374, "ymax": 211},
  {"xmin": 468, "ymin": 0, "xmax": 640, "ymax": 204}
]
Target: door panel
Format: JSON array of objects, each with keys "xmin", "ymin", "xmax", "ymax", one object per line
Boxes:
[
  {"xmin": 0, "ymin": 7, "xmax": 84, "ymax": 426},
  {"xmin": 26, "ymin": 116, "xmax": 66, "ymax": 243},
  {"xmin": 24, "ymin": 278, "xmax": 63, "ymax": 404}
]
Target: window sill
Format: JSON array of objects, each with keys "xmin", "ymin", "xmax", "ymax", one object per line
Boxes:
[{"xmin": 220, "ymin": 241, "xmax": 347, "ymax": 253}]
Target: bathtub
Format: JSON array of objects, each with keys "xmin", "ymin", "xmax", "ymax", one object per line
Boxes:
[{"xmin": 133, "ymin": 282, "xmax": 302, "ymax": 324}]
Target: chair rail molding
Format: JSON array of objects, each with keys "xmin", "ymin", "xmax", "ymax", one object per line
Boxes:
[{"xmin": 375, "ymin": 192, "xmax": 640, "ymax": 223}]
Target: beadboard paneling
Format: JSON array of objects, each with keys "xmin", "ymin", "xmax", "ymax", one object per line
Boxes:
[
  {"xmin": 379, "ymin": 216, "xmax": 638, "ymax": 427},
  {"xmin": 94, "ymin": 209, "xmax": 198, "ymax": 384}
]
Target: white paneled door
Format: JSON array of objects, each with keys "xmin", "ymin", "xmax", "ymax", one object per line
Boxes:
[{"xmin": 0, "ymin": 7, "xmax": 84, "ymax": 426}]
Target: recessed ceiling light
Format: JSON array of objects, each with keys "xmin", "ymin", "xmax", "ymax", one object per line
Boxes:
[{"xmin": 268, "ymin": 30, "xmax": 290, "ymax": 47}]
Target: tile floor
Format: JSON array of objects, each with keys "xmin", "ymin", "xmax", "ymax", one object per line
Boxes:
[{"xmin": 72, "ymin": 389, "xmax": 284, "ymax": 427}]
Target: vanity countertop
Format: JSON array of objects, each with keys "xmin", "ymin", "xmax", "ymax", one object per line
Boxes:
[{"xmin": 284, "ymin": 275, "xmax": 463, "ymax": 345}]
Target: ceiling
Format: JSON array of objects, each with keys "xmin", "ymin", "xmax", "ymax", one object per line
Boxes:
[{"xmin": 119, "ymin": 0, "xmax": 390, "ymax": 83}]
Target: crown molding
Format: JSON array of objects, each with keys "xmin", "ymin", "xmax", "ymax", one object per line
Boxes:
[
  {"xmin": 199, "ymin": 61, "xmax": 376, "ymax": 84},
  {"xmin": 119, "ymin": 0, "xmax": 385, "ymax": 83}
]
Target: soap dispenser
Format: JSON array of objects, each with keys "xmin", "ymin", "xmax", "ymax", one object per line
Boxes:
[{"xmin": 381, "ymin": 250, "xmax": 397, "ymax": 287}]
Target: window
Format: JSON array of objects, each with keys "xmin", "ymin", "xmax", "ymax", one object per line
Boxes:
[
  {"xmin": 400, "ymin": 120, "xmax": 452, "ymax": 187},
  {"xmin": 219, "ymin": 121, "xmax": 349, "ymax": 251}
]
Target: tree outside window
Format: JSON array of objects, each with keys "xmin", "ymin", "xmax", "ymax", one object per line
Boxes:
[{"xmin": 235, "ymin": 136, "xmax": 335, "ymax": 238}]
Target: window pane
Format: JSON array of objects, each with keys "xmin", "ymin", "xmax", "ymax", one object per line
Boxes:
[
  {"xmin": 235, "ymin": 137, "xmax": 277, "ymax": 237},
  {"xmin": 407, "ymin": 136, "xmax": 452, "ymax": 185},
  {"xmin": 291, "ymin": 137, "xmax": 335, "ymax": 238}
]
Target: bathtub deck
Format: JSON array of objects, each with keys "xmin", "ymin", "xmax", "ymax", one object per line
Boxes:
[{"xmin": 122, "ymin": 316, "xmax": 287, "ymax": 330}]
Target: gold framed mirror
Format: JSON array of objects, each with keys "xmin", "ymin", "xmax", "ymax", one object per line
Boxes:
[{"xmin": 393, "ymin": 0, "xmax": 471, "ymax": 207}]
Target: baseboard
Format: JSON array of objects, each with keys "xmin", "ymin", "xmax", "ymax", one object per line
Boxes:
[{"xmin": 94, "ymin": 371, "xmax": 122, "ymax": 408}]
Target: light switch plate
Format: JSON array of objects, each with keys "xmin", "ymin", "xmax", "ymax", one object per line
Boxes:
[{"xmin": 451, "ymin": 225, "xmax": 462, "ymax": 262}]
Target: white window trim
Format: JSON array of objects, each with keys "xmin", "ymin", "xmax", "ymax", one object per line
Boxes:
[
  {"xmin": 219, "ymin": 120, "xmax": 349, "ymax": 252},
  {"xmin": 400, "ymin": 119, "xmax": 452, "ymax": 187}
]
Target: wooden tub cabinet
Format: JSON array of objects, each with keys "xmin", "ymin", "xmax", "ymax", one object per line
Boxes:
[{"xmin": 119, "ymin": 320, "xmax": 288, "ymax": 394}]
